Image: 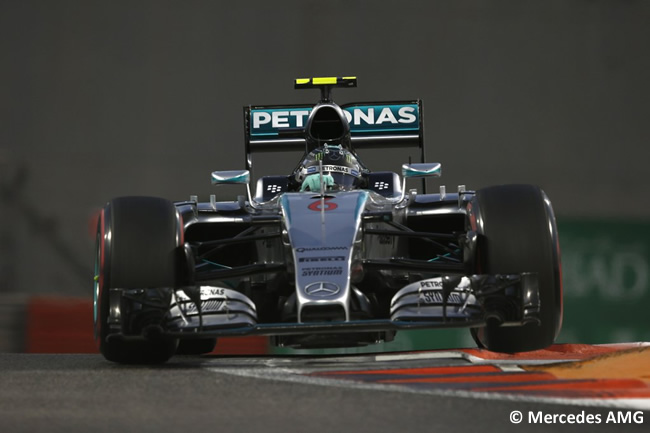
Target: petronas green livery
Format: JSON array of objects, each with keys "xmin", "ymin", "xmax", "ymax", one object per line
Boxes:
[{"xmin": 94, "ymin": 76, "xmax": 563, "ymax": 364}]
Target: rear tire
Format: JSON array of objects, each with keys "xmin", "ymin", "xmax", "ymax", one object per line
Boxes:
[
  {"xmin": 94, "ymin": 196, "xmax": 182, "ymax": 364},
  {"xmin": 468, "ymin": 184, "xmax": 563, "ymax": 353}
]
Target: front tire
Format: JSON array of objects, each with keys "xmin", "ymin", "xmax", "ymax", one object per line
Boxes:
[
  {"xmin": 94, "ymin": 196, "xmax": 182, "ymax": 364},
  {"xmin": 468, "ymin": 184, "xmax": 563, "ymax": 352},
  {"xmin": 176, "ymin": 338, "xmax": 218, "ymax": 355}
]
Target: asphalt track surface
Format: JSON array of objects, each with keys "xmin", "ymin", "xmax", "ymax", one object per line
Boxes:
[{"xmin": 0, "ymin": 352, "xmax": 647, "ymax": 433}]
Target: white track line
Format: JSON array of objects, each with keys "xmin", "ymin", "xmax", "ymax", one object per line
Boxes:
[
  {"xmin": 205, "ymin": 364, "xmax": 650, "ymax": 411},
  {"xmin": 204, "ymin": 345, "xmax": 650, "ymax": 412}
]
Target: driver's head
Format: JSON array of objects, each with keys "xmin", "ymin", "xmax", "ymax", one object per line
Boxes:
[{"xmin": 295, "ymin": 145, "xmax": 363, "ymax": 191}]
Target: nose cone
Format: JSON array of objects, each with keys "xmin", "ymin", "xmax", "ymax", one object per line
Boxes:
[{"xmin": 306, "ymin": 103, "xmax": 351, "ymax": 148}]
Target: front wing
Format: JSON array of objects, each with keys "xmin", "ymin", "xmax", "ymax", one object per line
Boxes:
[{"xmin": 105, "ymin": 273, "xmax": 540, "ymax": 344}]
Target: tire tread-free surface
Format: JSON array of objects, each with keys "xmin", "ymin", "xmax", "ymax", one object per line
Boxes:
[
  {"xmin": 97, "ymin": 196, "xmax": 180, "ymax": 364},
  {"xmin": 472, "ymin": 184, "xmax": 562, "ymax": 352}
]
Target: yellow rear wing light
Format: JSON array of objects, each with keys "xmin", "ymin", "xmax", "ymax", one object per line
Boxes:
[{"xmin": 295, "ymin": 77, "xmax": 357, "ymax": 101}]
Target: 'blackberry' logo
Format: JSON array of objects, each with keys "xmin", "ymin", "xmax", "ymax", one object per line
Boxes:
[{"xmin": 374, "ymin": 181, "xmax": 389, "ymax": 191}]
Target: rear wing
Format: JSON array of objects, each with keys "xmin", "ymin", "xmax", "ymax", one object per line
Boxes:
[{"xmin": 243, "ymin": 100, "xmax": 425, "ymax": 171}]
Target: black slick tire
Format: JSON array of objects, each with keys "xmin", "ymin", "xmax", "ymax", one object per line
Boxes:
[
  {"xmin": 468, "ymin": 184, "xmax": 563, "ymax": 353},
  {"xmin": 94, "ymin": 196, "xmax": 181, "ymax": 364}
]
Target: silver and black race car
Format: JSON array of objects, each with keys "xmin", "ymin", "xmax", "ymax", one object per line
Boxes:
[{"xmin": 94, "ymin": 77, "xmax": 563, "ymax": 364}]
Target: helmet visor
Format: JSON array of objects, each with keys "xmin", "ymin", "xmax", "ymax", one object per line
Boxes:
[{"xmin": 328, "ymin": 172, "xmax": 359, "ymax": 190}]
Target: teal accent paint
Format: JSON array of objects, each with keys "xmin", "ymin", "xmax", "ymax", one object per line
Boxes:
[
  {"xmin": 352, "ymin": 128, "xmax": 419, "ymax": 133},
  {"xmin": 211, "ymin": 170, "xmax": 250, "ymax": 185},
  {"xmin": 402, "ymin": 163, "xmax": 442, "ymax": 178},
  {"xmin": 202, "ymin": 259, "xmax": 232, "ymax": 270},
  {"xmin": 280, "ymin": 195, "xmax": 292, "ymax": 225},
  {"xmin": 301, "ymin": 174, "xmax": 334, "ymax": 192},
  {"xmin": 354, "ymin": 190, "xmax": 369, "ymax": 221}
]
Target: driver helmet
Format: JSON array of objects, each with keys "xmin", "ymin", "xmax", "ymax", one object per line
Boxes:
[{"xmin": 295, "ymin": 145, "xmax": 363, "ymax": 191}]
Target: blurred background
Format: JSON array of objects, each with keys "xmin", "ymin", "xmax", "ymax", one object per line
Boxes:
[{"xmin": 1, "ymin": 0, "xmax": 648, "ymax": 353}]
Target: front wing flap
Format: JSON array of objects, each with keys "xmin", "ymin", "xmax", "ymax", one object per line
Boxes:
[{"xmin": 389, "ymin": 273, "xmax": 540, "ymax": 325}]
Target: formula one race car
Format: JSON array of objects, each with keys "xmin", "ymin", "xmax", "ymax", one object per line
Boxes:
[{"xmin": 94, "ymin": 77, "xmax": 563, "ymax": 364}]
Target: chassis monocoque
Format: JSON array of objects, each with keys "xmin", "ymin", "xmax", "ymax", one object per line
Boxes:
[{"xmin": 94, "ymin": 77, "xmax": 563, "ymax": 364}]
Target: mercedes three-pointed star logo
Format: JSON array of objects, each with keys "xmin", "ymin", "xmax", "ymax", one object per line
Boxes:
[{"xmin": 304, "ymin": 282, "xmax": 341, "ymax": 297}]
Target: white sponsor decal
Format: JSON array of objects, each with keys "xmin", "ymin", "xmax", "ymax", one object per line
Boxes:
[
  {"xmin": 296, "ymin": 246, "xmax": 348, "ymax": 253},
  {"xmin": 298, "ymin": 256, "xmax": 346, "ymax": 263},
  {"xmin": 420, "ymin": 280, "xmax": 443, "ymax": 288},
  {"xmin": 252, "ymin": 110, "xmax": 310, "ymax": 129},
  {"xmin": 305, "ymin": 165, "xmax": 360, "ymax": 178},
  {"xmin": 252, "ymin": 106, "xmax": 417, "ymax": 130},
  {"xmin": 418, "ymin": 291, "xmax": 465, "ymax": 305},
  {"xmin": 342, "ymin": 107, "xmax": 417, "ymax": 125},
  {"xmin": 181, "ymin": 300, "xmax": 226, "ymax": 314},
  {"xmin": 301, "ymin": 267, "xmax": 344, "ymax": 277}
]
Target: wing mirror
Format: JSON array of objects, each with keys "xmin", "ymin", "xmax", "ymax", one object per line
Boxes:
[
  {"xmin": 211, "ymin": 170, "xmax": 258, "ymax": 209},
  {"xmin": 401, "ymin": 163, "xmax": 442, "ymax": 179},
  {"xmin": 211, "ymin": 170, "xmax": 250, "ymax": 185},
  {"xmin": 395, "ymin": 163, "xmax": 442, "ymax": 206}
]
